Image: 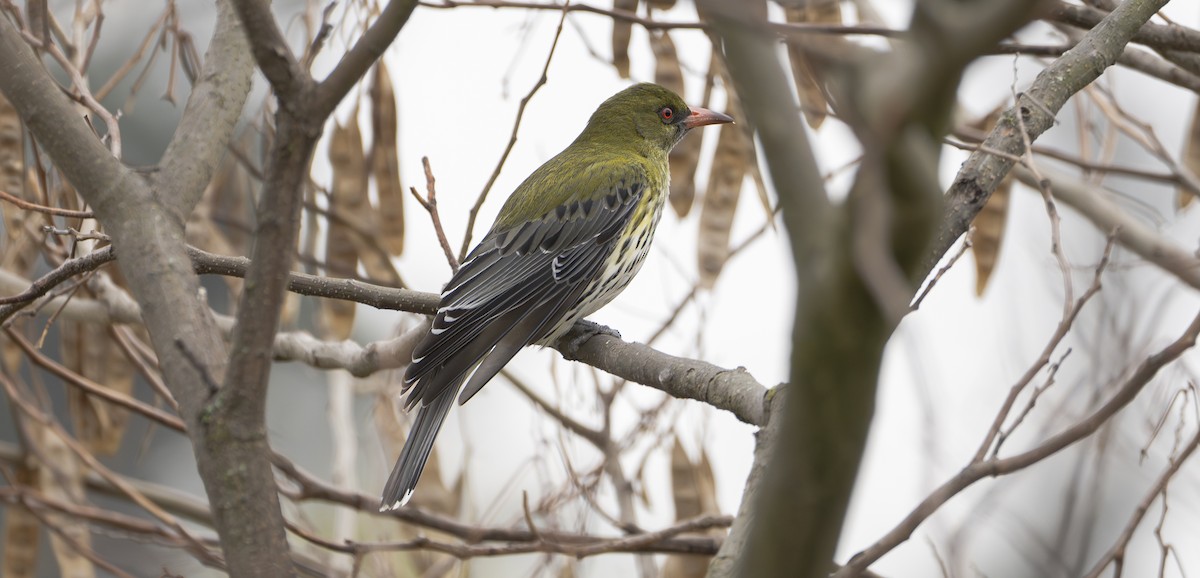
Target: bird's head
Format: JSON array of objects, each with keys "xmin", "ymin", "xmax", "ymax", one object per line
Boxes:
[{"xmin": 579, "ymin": 83, "xmax": 733, "ymax": 154}]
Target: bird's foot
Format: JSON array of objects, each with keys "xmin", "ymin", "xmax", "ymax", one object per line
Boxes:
[{"xmin": 561, "ymin": 319, "xmax": 621, "ymax": 358}]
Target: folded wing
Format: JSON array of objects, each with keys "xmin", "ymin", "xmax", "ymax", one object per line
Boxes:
[{"xmin": 402, "ymin": 169, "xmax": 646, "ymax": 409}]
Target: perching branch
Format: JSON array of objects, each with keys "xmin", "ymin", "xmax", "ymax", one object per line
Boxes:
[{"xmin": 0, "ymin": 241, "xmax": 770, "ymax": 425}]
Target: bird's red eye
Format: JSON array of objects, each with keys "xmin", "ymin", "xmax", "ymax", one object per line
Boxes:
[{"xmin": 659, "ymin": 107, "xmax": 674, "ymax": 122}]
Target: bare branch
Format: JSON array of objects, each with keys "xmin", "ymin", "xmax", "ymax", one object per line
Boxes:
[
  {"xmin": 227, "ymin": 0, "xmax": 312, "ymax": 102},
  {"xmin": 154, "ymin": 0, "xmax": 254, "ymax": 220},
  {"xmin": 1016, "ymin": 165, "xmax": 1200, "ymax": 291},
  {"xmin": 930, "ymin": 0, "xmax": 1171, "ymax": 276},
  {"xmin": 836, "ymin": 310, "xmax": 1200, "ymax": 577},
  {"xmin": 313, "ymin": 0, "xmax": 418, "ymax": 117}
]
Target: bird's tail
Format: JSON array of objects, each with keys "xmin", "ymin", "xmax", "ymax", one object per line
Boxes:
[{"xmin": 379, "ymin": 382, "xmax": 458, "ymax": 511}]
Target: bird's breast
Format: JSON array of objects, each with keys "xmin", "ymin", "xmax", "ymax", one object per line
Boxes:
[{"xmin": 541, "ymin": 182, "xmax": 668, "ymax": 342}]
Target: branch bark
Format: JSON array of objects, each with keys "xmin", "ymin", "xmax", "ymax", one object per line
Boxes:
[
  {"xmin": 0, "ymin": 244, "xmax": 771, "ymax": 425},
  {"xmin": 0, "ymin": 0, "xmax": 314, "ymax": 574},
  {"xmin": 928, "ymin": 0, "xmax": 1172, "ymax": 275},
  {"xmin": 1013, "ymin": 165, "xmax": 1200, "ymax": 290},
  {"xmin": 702, "ymin": 0, "xmax": 1044, "ymax": 576}
]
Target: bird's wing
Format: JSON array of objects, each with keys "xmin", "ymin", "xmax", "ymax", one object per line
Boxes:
[{"xmin": 402, "ymin": 171, "xmax": 647, "ymax": 409}]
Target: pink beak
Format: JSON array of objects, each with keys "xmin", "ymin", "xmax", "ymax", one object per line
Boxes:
[{"xmin": 682, "ymin": 105, "xmax": 734, "ymax": 129}]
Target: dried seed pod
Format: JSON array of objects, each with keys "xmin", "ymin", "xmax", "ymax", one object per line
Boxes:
[
  {"xmin": 662, "ymin": 439, "xmax": 720, "ymax": 578},
  {"xmin": 1179, "ymin": 98, "xmax": 1200, "ymax": 209},
  {"xmin": 784, "ymin": 2, "xmax": 841, "ymax": 129},
  {"xmin": 370, "ymin": 62, "xmax": 406, "ymax": 255},
  {"xmin": 652, "ymin": 31, "xmax": 702, "ymax": 217},
  {"xmin": 612, "ymin": 0, "xmax": 639, "ymax": 78},
  {"xmin": 697, "ymin": 119, "xmax": 750, "ymax": 288},
  {"xmin": 969, "ymin": 106, "xmax": 1011, "ymax": 296},
  {"xmin": 322, "ymin": 118, "xmax": 369, "ymax": 339}
]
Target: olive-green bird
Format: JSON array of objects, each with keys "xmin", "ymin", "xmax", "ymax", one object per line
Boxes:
[{"xmin": 381, "ymin": 83, "xmax": 732, "ymax": 510}]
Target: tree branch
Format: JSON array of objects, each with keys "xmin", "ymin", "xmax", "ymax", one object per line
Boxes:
[
  {"xmin": 154, "ymin": 0, "xmax": 254, "ymax": 220},
  {"xmin": 929, "ymin": 0, "xmax": 1172, "ymax": 275},
  {"xmin": 1, "ymin": 242, "xmax": 770, "ymax": 424},
  {"xmin": 313, "ymin": 0, "xmax": 419, "ymax": 116},
  {"xmin": 1, "ymin": 2, "xmax": 320, "ymax": 575},
  {"xmin": 227, "ymin": 0, "xmax": 311, "ymax": 102},
  {"xmin": 703, "ymin": 0, "xmax": 1044, "ymax": 576},
  {"xmin": 1014, "ymin": 165, "xmax": 1200, "ymax": 290},
  {"xmin": 1049, "ymin": 1, "xmax": 1200, "ymax": 54},
  {"xmin": 835, "ymin": 309, "xmax": 1200, "ymax": 577}
]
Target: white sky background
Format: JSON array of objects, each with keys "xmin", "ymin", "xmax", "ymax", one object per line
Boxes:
[{"xmin": 81, "ymin": 0, "xmax": 1200, "ymax": 576}]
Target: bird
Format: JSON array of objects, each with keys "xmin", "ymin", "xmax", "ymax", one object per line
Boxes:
[{"xmin": 381, "ymin": 83, "xmax": 733, "ymax": 510}]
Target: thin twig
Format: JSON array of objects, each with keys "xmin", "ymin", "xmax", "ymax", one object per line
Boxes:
[
  {"xmin": 0, "ymin": 373, "xmax": 218, "ymax": 565},
  {"xmin": 409, "ymin": 156, "xmax": 459, "ymax": 271},
  {"xmin": 287, "ymin": 511, "xmax": 729, "ymax": 558},
  {"xmin": 421, "ymin": 0, "xmax": 701, "ymax": 31},
  {"xmin": 974, "ymin": 235, "xmax": 1114, "ymax": 464},
  {"xmin": 0, "ymin": 245, "xmax": 115, "ymax": 308},
  {"xmin": 457, "ymin": 0, "xmax": 569, "ymax": 261},
  {"xmin": 836, "ymin": 309, "xmax": 1200, "ymax": 577},
  {"xmin": 16, "ymin": 28, "xmax": 122, "ymax": 156},
  {"xmin": 0, "ymin": 189, "xmax": 94, "ymax": 218},
  {"xmin": 4, "ymin": 327, "xmax": 186, "ymax": 432},
  {"xmin": 911, "ymin": 236, "xmax": 971, "ymax": 310},
  {"xmin": 93, "ymin": 5, "xmax": 169, "ymax": 100},
  {"xmin": 1081, "ymin": 428, "xmax": 1200, "ymax": 578},
  {"xmin": 9, "ymin": 493, "xmax": 140, "ymax": 578},
  {"xmin": 271, "ymin": 451, "xmax": 727, "ymax": 554}
]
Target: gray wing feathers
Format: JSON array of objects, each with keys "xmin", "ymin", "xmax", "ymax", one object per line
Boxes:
[
  {"xmin": 380, "ymin": 380, "xmax": 458, "ymax": 510},
  {"xmin": 403, "ymin": 180, "xmax": 643, "ymax": 408},
  {"xmin": 455, "ymin": 265, "xmax": 597, "ymax": 405},
  {"xmin": 387, "ymin": 176, "xmax": 644, "ymax": 509}
]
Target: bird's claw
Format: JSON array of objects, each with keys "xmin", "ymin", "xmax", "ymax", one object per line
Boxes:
[{"xmin": 562, "ymin": 319, "xmax": 620, "ymax": 357}]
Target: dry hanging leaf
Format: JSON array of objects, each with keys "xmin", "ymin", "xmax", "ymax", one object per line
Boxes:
[
  {"xmin": 971, "ymin": 178, "xmax": 1010, "ymax": 296},
  {"xmin": 0, "ymin": 97, "xmax": 39, "ymax": 374},
  {"xmin": 0, "ymin": 92, "xmax": 21, "ymax": 193},
  {"xmin": 332, "ymin": 112, "xmax": 402, "ymax": 287},
  {"xmin": 651, "ymin": 30, "xmax": 684, "ymax": 124},
  {"xmin": 34, "ymin": 425, "xmax": 95, "ymax": 578},
  {"xmin": 746, "ymin": 148, "xmax": 774, "ymax": 230},
  {"xmin": 784, "ymin": 2, "xmax": 840, "ymax": 129},
  {"xmin": 651, "ymin": 31, "xmax": 703, "ymax": 218},
  {"xmin": 697, "ymin": 118, "xmax": 750, "ymax": 288},
  {"xmin": 669, "ymin": 439, "xmax": 701, "ymax": 520},
  {"xmin": 969, "ymin": 107, "xmax": 1011, "ymax": 296},
  {"xmin": 61, "ymin": 320, "xmax": 135, "ymax": 455},
  {"xmin": 662, "ymin": 439, "xmax": 720, "ymax": 578},
  {"xmin": 322, "ymin": 119, "xmax": 367, "ymax": 339},
  {"xmin": 370, "ymin": 62, "xmax": 406, "ymax": 256},
  {"xmin": 804, "ymin": 0, "xmax": 842, "ymax": 25},
  {"xmin": 328, "ymin": 115, "xmax": 370, "ymax": 258},
  {"xmin": 612, "ymin": 0, "xmax": 638, "ymax": 78},
  {"xmin": 374, "ymin": 392, "xmax": 408, "ymax": 461},
  {"xmin": 189, "ymin": 160, "xmax": 248, "ymax": 309},
  {"xmin": 0, "ymin": 95, "xmax": 40, "ymax": 276},
  {"xmin": 1179, "ymin": 98, "xmax": 1200, "ymax": 209},
  {"xmin": 1, "ymin": 461, "xmax": 39, "ymax": 578}
]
